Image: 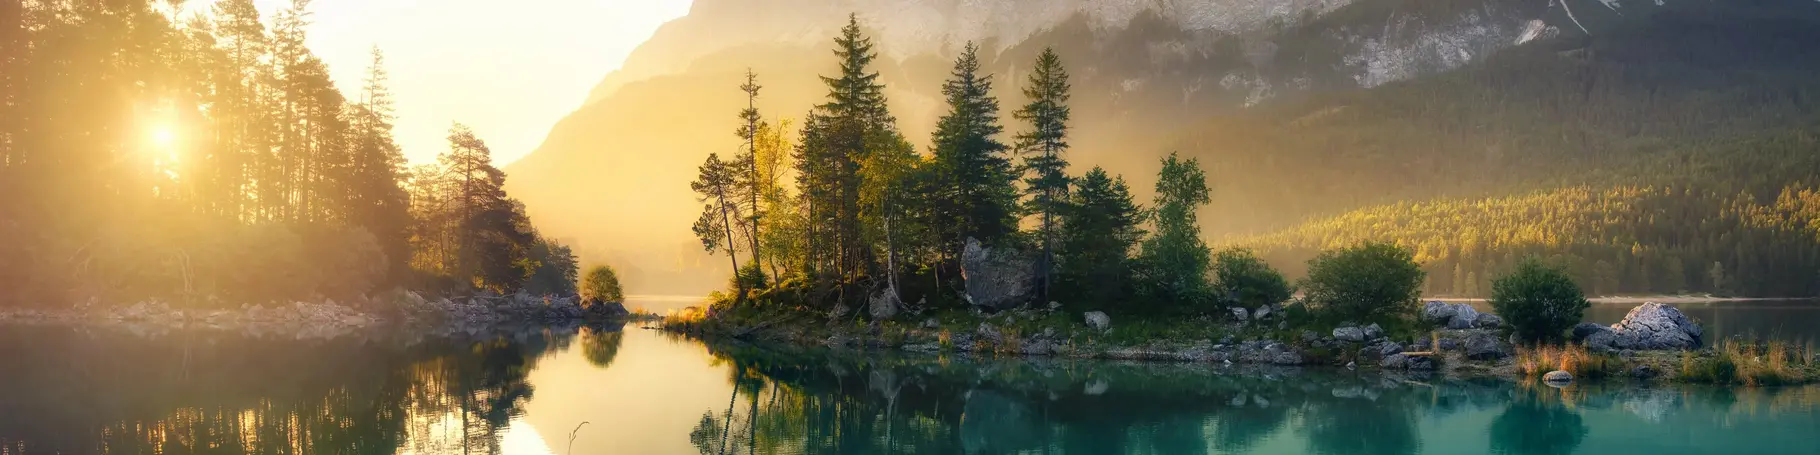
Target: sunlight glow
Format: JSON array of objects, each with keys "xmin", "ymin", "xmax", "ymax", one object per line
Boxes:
[{"xmin": 149, "ymin": 124, "xmax": 178, "ymax": 150}]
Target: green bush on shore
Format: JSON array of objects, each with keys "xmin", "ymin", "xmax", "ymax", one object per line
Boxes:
[
  {"xmin": 1491, "ymin": 257, "xmax": 1591, "ymax": 344},
  {"xmin": 1299, "ymin": 242, "xmax": 1425, "ymax": 325}
]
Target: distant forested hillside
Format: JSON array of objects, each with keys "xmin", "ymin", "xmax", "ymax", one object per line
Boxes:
[
  {"xmin": 1186, "ymin": 2, "xmax": 1820, "ymax": 236},
  {"xmin": 1226, "ymin": 186, "xmax": 1820, "ymax": 298}
]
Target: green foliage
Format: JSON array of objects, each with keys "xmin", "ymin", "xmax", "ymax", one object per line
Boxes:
[
  {"xmin": 732, "ymin": 263, "xmax": 770, "ymax": 295},
  {"xmin": 930, "ymin": 41, "xmax": 1019, "ymax": 252},
  {"xmin": 1056, "ymin": 167, "xmax": 1145, "ymax": 311},
  {"xmin": 1014, "ymin": 47, "xmax": 1073, "ymax": 292},
  {"xmin": 582, "ymin": 265, "xmax": 625, "ymax": 303},
  {"xmin": 1235, "ymin": 185, "xmax": 1820, "ymax": 298},
  {"xmin": 1491, "ymin": 257, "xmax": 1591, "ymax": 344},
  {"xmin": 1211, "ymin": 248, "xmax": 1293, "ymax": 310},
  {"xmin": 1301, "ymin": 242, "xmax": 1425, "ymax": 324},
  {"xmin": 1135, "ymin": 153, "xmax": 1215, "ymax": 310},
  {"xmin": 523, "ymin": 237, "xmax": 579, "ymax": 296},
  {"xmin": 792, "ymin": 14, "xmax": 896, "ymax": 283}
]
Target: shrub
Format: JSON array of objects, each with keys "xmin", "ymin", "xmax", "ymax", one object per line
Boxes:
[
  {"xmin": 1516, "ymin": 344, "xmax": 1613, "ymax": 380},
  {"xmin": 582, "ymin": 265, "xmax": 624, "ymax": 303},
  {"xmin": 1300, "ymin": 242, "xmax": 1425, "ymax": 324},
  {"xmin": 1211, "ymin": 248, "xmax": 1293, "ymax": 310},
  {"xmin": 732, "ymin": 263, "xmax": 769, "ymax": 293},
  {"xmin": 1491, "ymin": 257, "xmax": 1591, "ymax": 344}
]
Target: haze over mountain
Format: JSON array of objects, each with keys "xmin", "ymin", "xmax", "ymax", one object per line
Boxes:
[{"xmin": 505, "ymin": 0, "xmax": 1820, "ymax": 295}]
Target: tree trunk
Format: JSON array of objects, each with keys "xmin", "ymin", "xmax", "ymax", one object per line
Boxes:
[{"xmin": 717, "ymin": 189, "xmax": 744, "ymax": 304}]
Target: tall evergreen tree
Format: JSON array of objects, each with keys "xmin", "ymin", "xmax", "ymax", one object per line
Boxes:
[
  {"xmin": 1057, "ymin": 167, "xmax": 1144, "ymax": 310},
  {"xmin": 1015, "ymin": 47, "xmax": 1073, "ymax": 298},
  {"xmin": 348, "ymin": 47, "xmax": 411, "ymax": 280},
  {"xmin": 441, "ymin": 124, "xmax": 532, "ymax": 291},
  {"xmin": 930, "ymin": 41, "xmax": 1017, "ymax": 256},
  {"xmin": 795, "ymin": 14, "xmax": 894, "ymax": 288},
  {"xmin": 735, "ymin": 70, "xmax": 765, "ymax": 274}
]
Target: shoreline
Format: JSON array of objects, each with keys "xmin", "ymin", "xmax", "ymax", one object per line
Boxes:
[
  {"xmin": 661, "ymin": 303, "xmax": 1820, "ymax": 387},
  {"xmin": 1431, "ymin": 296, "xmax": 1817, "ymax": 304}
]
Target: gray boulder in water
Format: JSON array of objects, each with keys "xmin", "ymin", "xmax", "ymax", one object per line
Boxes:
[
  {"xmin": 960, "ymin": 237, "xmax": 1037, "ymax": 311},
  {"xmin": 1609, "ymin": 302, "xmax": 1703, "ymax": 350}
]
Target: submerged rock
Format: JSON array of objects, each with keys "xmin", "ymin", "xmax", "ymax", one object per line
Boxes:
[{"xmin": 1543, "ymin": 370, "xmax": 1574, "ymax": 384}]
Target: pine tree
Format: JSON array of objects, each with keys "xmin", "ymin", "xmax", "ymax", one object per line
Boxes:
[
  {"xmin": 1057, "ymin": 167, "xmax": 1144, "ymax": 310},
  {"xmin": 735, "ymin": 70, "xmax": 765, "ymax": 275},
  {"xmin": 348, "ymin": 47, "xmax": 411, "ymax": 280},
  {"xmin": 930, "ymin": 41, "xmax": 1017, "ymax": 256},
  {"xmin": 1015, "ymin": 47, "xmax": 1073, "ymax": 298},
  {"xmin": 693, "ymin": 153, "xmax": 746, "ymax": 301},
  {"xmin": 441, "ymin": 124, "xmax": 532, "ymax": 291},
  {"xmin": 795, "ymin": 14, "xmax": 894, "ymax": 288}
]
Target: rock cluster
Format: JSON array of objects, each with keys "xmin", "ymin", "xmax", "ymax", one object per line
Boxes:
[{"xmin": 1422, "ymin": 301, "xmax": 1502, "ymax": 329}]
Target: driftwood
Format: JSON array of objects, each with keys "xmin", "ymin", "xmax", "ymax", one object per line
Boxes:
[{"xmin": 1401, "ymin": 351, "xmax": 1437, "ymax": 357}]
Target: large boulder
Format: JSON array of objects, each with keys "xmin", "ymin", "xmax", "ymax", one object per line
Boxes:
[
  {"xmin": 1464, "ymin": 332, "xmax": 1512, "ymax": 360},
  {"xmin": 1571, "ymin": 322, "xmax": 1612, "ymax": 342},
  {"xmin": 584, "ymin": 300, "xmax": 630, "ymax": 319},
  {"xmin": 868, "ymin": 287, "xmax": 903, "ymax": 320},
  {"xmin": 960, "ymin": 237, "xmax": 1037, "ymax": 311},
  {"xmin": 1609, "ymin": 302, "xmax": 1703, "ymax": 350},
  {"xmin": 1333, "ymin": 326, "xmax": 1366, "ymax": 343},
  {"xmin": 1473, "ymin": 313, "xmax": 1504, "ymax": 329},
  {"xmin": 1446, "ymin": 305, "xmax": 1482, "ymax": 330},
  {"xmin": 1083, "ymin": 311, "xmax": 1111, "ymax": 332}
]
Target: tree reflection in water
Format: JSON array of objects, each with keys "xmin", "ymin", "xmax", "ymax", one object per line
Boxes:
[{"xmin": 0, "ymin": 325, "xmax": 581, "ymax": 454}]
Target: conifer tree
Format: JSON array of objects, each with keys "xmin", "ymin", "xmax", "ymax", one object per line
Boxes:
[
  {"xmin": 348, "ymin": 47, "xmax": 411, "ymax": 279},
  {"xmin": 795, "ymin": 14, "xmax": 894, "ymax": 286},
  {"xmin": 930, "ymin": 41, "xmax": 1017, "ymax": 255},
  {"xmin": 1057, "ymin": 167, "xmax": 1144, "ymax": 309},
  {"xmin": 1015, "ymin": 47, "xmax": 1072, "ymax": 298},
  {"xmin": 735, "ymin": 70, "xmax": 765, "ymax": 274},
  {"xmin": 693, "ymin": 153, "xmax": 746, "ymax": 301}
]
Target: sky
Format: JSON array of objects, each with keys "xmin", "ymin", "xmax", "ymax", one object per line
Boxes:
[{"xmin": 233, "ymin": 0, "xmax": 694, "ymax": 165}]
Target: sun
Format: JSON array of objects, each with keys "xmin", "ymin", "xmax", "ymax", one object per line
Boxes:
[{"xmin": 149, "ymin": 125, "xmax": 177, "ymax": 149}]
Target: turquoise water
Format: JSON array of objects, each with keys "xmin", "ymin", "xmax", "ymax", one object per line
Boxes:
[{"xmin": 0, "ymin": 324, "xmax": 1815, "ymax": 454}]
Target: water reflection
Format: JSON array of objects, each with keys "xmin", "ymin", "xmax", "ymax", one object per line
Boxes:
[{"xmin": 0, "ymin": 325, "xmax": 1815, "ymax": 454}]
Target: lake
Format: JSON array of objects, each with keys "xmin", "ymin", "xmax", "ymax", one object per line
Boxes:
[{"xmin": 1, "ymin": 321, "xmax": 1817, "ymax": 455}]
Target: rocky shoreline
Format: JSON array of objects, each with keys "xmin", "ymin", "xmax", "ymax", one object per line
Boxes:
[
  {"xmin": 0, "ymin": 291, "xmax": 638, "ymax": 340},
  {"xmin": 672, "ymin": 300, "xmax": 1818, "ymax": 385}
]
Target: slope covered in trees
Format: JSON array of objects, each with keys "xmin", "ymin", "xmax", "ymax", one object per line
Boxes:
[
  {"xmin": 0, "ymin": 0, "xmax": 575, "ymax": 307},
  {"xmin": 1184, "ymin": 1, "xmax": 1820, "ymax": 235},
  {"xmin": 1228, "ymin": 186, "xmax": 1820, "ymax": 298}
]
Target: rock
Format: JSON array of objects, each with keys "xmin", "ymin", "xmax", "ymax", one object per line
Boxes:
[
  {"xmin": 1446, "ymin": 305, "xmax": 1482, "ymax": 330},
  {"xmin": 1268, "ymin": 350, "xmax": 1304, "ymax": 365},
  {"xmin": 1380, "ymin": 354, "xmax": 1410, "ymax": 369},
  {"xmin": 584, "ymin": 300, "xmax": 630, "ymax": 319},
  {"xmin": 1473, "ymin": 313, "xmax": 1504, "ymax": 329},
  {"xmin": 1229, "ymin": 307, "xmax": 1250, "ymax": 322},
  {"xmin": 1300, "ymin": 330, "xmax": 1320, "ymax": 343},
  {"xmin": 1543, "ymin": 370, "xmax": 1574, "ymax": 384},
  {"xmin": 1437, "ymin": 339, "xmax": 1459, "ymax": 351},
  {"xmin": 1464, "ymin": 332, "xmax": 1512, "ymax": 360},
  {"xmin": 1412, "ymin": 337, "xmax": 1433, "ymax": 352},
  {"xmin": 1571, "ymin": 322, "xmax": 1612, "ymax": 342},
  {"xmin": 1378, "ymin": 342, "xmax": 1406, "ymax": 358},
  {"xmin": 1332, "ymin": 326, "xmax": 1365, "ymax": 343},
  {"xmin": 922, "ymin": 318, "xmax": 941, "ymax": 330},
  {"xmin": 1608, "ymin": 302, "xmax": 1703, "ymax": 350},
  {"xmin": 868, "ymin": 287, "xmax": 903, "ymax": 320},
  {"xmin": 1631, "ymin": 364, "xmax": 1659, "ymax": 380},
  {"xmin": 1021, "ymin": 339, "xmax": 1059, "ymax": 356},
  {"xmin": 1252, "ymin": 305, "xmax": 1272, "ymax": 321},
  {"xmin": 1407, "ymin": 356, "xmax": 1437, "ymax": 370},
  {"xmin": 1047, "ymin": 301, "xmax": 1062, "ymax": 311},
  {"xmin": 1346, "ymin": 361, "xmax": 1357, "ymax": 369},
  {"xmin": 1362, "ymin": 323, "xmax": 1385, "ymax": 341},
  {"xmin": 976, "ymin": 322, "xmax": 1002, "ymax": 344},
  {"xmin": 960, "ymin": 237, "xmax": 1038, "ymax": 311},
  {"xmin": 1585, "ymin": 330, "xmax": 1617, "ymax": 352},
  {"xmin": 1083, "ymin": 311, "xmax": 1111, "ymax": 332},
  {"xmin": 1422, "ymin": 301, "xmax": 1455, "ymax": 323}
]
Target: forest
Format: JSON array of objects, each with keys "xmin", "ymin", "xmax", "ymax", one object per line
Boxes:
[
  {"xmin": 690, "ymin": 9, "xmax": 1820, "ymax": 319},
  {"xmin": 0, "ymin": 0, "xmax": 577, "ymax": 308}
]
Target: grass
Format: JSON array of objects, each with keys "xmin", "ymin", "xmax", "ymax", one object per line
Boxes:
[
  {"xmin": 1516, "ymin": 343, "xmax": 1616, "ymax": 380},
  {"xmin": 1677, "ymin": 338, "xmax": 1814, "ymax": 386}
]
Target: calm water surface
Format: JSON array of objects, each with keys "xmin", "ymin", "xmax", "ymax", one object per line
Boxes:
[{"xmin": 1, "ymin": 320, "xmax": 1817, "ymax": 455}]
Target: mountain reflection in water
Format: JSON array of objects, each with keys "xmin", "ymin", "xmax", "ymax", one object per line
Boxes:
[{"xmin": 0, "ymin": 325, "xmax": 1814, "ymax": 454}]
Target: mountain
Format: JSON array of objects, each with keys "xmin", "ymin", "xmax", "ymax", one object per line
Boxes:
[{"xmin": 504, "ymin": 0, "xmax": 1820, "ymax": 295}]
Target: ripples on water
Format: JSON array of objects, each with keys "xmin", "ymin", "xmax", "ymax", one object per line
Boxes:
[{"xmin": 0, "ymin": 324, "xmax": 1815, "ymax": 454}]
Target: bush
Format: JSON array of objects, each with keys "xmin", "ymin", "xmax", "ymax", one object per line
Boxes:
[
  {"xmin": 582, "ymin": 265, "xmax": 624, "ymax": 303},
  {"xmin": 1300, "ymin": 242, "xmax": 1425, "ymax": 324},
  {"xmin": 1211, "ymin": 248, "xmax": 1292, "ymax": 310},
  {"xmin": 733, "ymin": 263, "xmax": 769, "ymax": 293},
  {"xmin": 1491, "ymin": 257, "xmax": 1591, "ymax": 344}
]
